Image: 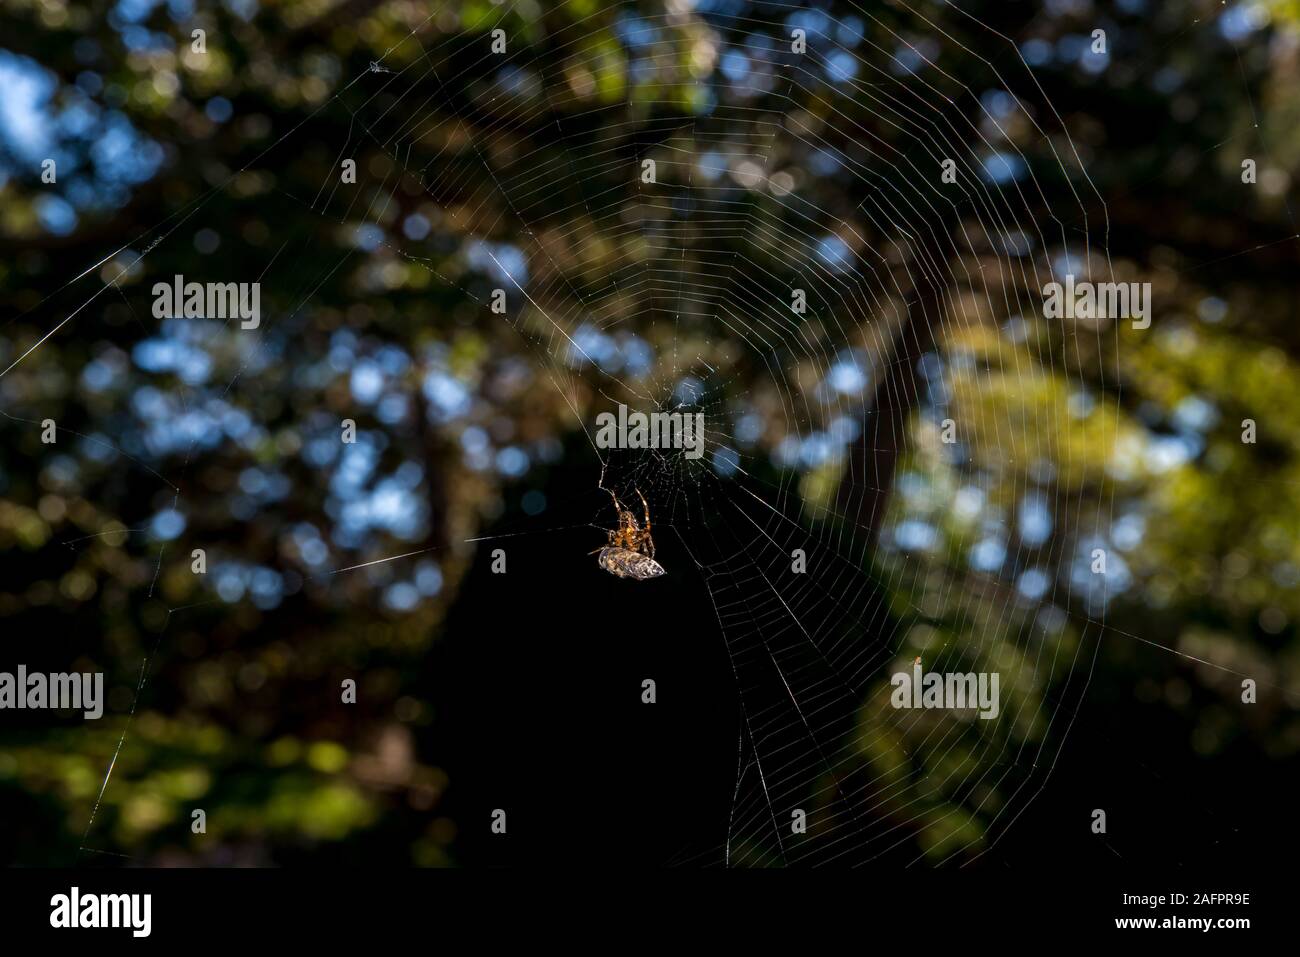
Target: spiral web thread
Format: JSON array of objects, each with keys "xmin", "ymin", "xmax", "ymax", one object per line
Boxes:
[{"xmin": 0, "ymin": 1, "xmax": 1173, "ymax": 866}]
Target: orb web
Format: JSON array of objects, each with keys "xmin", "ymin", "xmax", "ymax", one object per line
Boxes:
[{"xmin": 0, "ymin": 0, "xmax": 1131, "ymax": 866}]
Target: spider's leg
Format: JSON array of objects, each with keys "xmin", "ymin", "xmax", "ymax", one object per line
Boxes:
[
  {"xmin": 604, "ymin": 485, "xmax": 626, "ymax": 516},
  {"xmin": 634, "ymin": 489, "xmax": 655, "ymax": 559}
]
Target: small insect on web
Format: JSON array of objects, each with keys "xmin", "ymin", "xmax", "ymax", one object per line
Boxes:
[{"xmin": 591, "ymin": 485, "xmax": 665, "ymax": 580}]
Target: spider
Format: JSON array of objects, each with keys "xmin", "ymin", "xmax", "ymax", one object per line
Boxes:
[{"xmin": 591, "ymin": 486, "xmax": 665, "ymax": 580}]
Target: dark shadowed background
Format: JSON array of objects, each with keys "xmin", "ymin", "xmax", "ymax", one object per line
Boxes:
[{"xmin": 0, "ymin": 0, "xmax": 1296, "ymax": 868}]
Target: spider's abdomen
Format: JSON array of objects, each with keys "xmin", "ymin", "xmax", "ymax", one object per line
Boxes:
[{"xmin": 597, "ymin": 546, "xmax": 665, "ymax": 580}]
